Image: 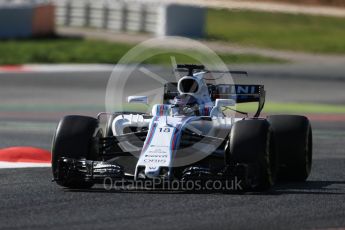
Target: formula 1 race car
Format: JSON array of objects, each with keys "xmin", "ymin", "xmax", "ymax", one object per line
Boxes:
[{"xmin": 52, "ymin": 64, "xmax": 312, "ymax": 191}]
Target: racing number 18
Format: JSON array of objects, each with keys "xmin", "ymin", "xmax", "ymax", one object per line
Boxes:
[{"xmin": 159, "ymin": 128, "xmax": 171, "ymax": 133}]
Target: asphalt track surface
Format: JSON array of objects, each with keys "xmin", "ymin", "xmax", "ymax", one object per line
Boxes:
[{"xmin": 0, "ymin": 66, "xmax": 345, "ymax": 229}]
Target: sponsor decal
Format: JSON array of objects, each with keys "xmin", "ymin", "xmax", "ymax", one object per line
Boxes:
[
  {"xmin": 143, "ymin": 159, "xmax": 167, "ymax": 163},
  {"xmin": 217, "ymin": 84, "xmax": 257, "ymax": 94},
  {"xmin": 144, "ymin": 154, "xmax": 168, "ymax": 158}
]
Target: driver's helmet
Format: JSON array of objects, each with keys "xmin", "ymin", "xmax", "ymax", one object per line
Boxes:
[{"xmin": 171, "ymin": 94, "xmax": 200, "ymax": 116}]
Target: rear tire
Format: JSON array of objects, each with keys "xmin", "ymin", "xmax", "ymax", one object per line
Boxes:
[
  {"xmin": 52, "ymin": 115, "xmax": 100, "ymax": 189},
  {"xmin": 267, "ymin": 115, "xmax": 312, "ymax": 181},
  {"xmin": 228, "ymin": 119, "xmax": 277, "ymax": 190}
]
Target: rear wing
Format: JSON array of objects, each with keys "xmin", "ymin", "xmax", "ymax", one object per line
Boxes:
[{"xmin": 163, "ymin": 83, "xmax": 266, "ymax": 117}]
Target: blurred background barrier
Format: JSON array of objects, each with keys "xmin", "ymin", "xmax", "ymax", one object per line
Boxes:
[
  {"xmin": 32, "ymin": 3, "xmax": 55, "ymax": 36},
  {"xmin": 53, "ymin": 0, "xmax": 205, "ymax": 37},
  {"xmin": 0, "ymin": 0, "xmax": 206, "ymax": 38},
  {"xmin": 158, "ymin": 4, "xmax": 205, "ymax": 37},
  {"xmin": 2, "ymin": 0, "xmax": 344, "ymax": 40},
  {"xmin": 0, "ymin": 1, "xmax": 55, "ymax": 38},
  {"xmin": 54, "ymin": 0, "xmax": 160, "ymax": 33}
]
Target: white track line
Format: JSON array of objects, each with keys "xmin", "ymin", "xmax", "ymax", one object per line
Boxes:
[
  {"xmin": 0, "ymin": 162, "xmax": 51, "ymax": 169},
  {"xmin": 0, "ymin": 64, "xmax": 115, "ymax": 73}
]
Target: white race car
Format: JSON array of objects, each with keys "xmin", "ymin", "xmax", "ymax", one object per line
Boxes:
[{"xmin": 52, "ymin": 64, "xmax": 312, "ymax": 191}]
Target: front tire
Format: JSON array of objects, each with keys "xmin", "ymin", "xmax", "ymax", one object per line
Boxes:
[
  {"xmin": 52, "ymin": 115, "xmax": 100, "ymax": 188},
  {"xmin": 228, "ymin": 119, "xmax": 277, "ymax": 191}
]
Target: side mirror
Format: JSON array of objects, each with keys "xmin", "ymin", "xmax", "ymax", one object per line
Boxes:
[
  {"xmin": 210, "ymin": 99, "xmax": 235, "ymax": 117},
  {"xmin": 214, "ymin": 99, "xmax": 235, "ymax": 107},
  {"xmin": 127, "ymin": 96, "xmax": 148, "ymax": 104}
]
